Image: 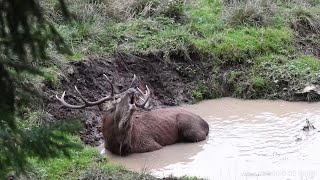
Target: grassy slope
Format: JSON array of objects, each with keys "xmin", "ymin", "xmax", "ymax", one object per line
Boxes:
[
  {"xmin": 25, "ymin": 0, "xmax": 320, "ymax": 179},
  {"xmin": 187, "ymin": 0, "xmax": 320, "ymax": 100},
  {"xmin": 44, "ymin": 0, "xmax": 320, "ymax": 101}
]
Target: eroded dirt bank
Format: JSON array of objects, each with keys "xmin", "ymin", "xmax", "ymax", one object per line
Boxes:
[{"xmin": 46, "ymin": 54, "xmax": 213, "ymax": 145}]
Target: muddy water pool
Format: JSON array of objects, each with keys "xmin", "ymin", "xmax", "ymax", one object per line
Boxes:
[{"xmin": 100, "ymin": 97, "xmax": 320, "ymax": 180}]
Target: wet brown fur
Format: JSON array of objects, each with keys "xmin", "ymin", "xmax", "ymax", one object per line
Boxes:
[{"xmin": 102, "ymin": 107, "xmax": 209, "ymax": 156}]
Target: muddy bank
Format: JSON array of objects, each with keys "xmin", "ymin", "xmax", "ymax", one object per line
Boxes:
[
  {"xmin": 45, "ymin": 53, "xmax": 320, "ymax": 145},
  {"xmin": 46, "ymin": 54, "xmax": 212, "ymax": 145}
]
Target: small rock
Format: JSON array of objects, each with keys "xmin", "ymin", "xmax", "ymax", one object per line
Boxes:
[
  {"xmin": 296, "ymin": 84, "xmax": 320, "ymax": 95},
  {"xmin": 67, "ymin": 66, "xmax": 75, "ymax": 75}
]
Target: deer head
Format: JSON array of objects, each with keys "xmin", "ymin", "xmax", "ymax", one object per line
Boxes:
[{"xmin": 55, "ymin": 74, "xmax": 150, "ymax": 133}]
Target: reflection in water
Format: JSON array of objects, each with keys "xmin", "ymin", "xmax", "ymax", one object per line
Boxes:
[{"xmin": 100, "ymin": 98, "xmax": 320, "ymax": 180}]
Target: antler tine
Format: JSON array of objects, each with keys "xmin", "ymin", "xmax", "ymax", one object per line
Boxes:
[
  {"xmin": 136, "ymin": 87, "xmax": 146, "ymax": 101},
  {"xmin": 74, "ymin": 86, "xmax": 91, "ymax": 105},
  {"xmin": 135, "ymin": 85, "xmax": 151, "ymax": 108},
  {"xmin": 55, "ymin": 91, "xmax": 87, "ymax": 109},
  {"xmin": 136, "ymin": 87, "xmax": 144, "ymax": 95},
  {"xmin": 128, "ymin": 74, "xmax": 137, "ymax": 88},
  {"xmin": 103, "ymin": 74, "xmax": 114, "ymax": 96}
]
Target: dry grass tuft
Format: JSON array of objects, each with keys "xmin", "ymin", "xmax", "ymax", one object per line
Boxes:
[
  {"xmin": 289, "ymin": 6, "xmax": 320, "ymax": 35},
  {"xmin": 105, "ymin": 0, "xmax": 188, "ymax": 22},
  {"xmin": 222, "ymin": 0, "xmax": 277, "ymax": 27}
]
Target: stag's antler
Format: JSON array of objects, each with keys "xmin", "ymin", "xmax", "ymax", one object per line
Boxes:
[
  {"xmin": 56, "ymin": 74, "xmax": 116, "ymax": 109},
  {"xmin": 56, "ymin": 74, "xmax": 148, "ymax": 109},
  {"xmin": 135, "ymin": 85, "xmax": 150, "ymax": 108},
  {"xmin": 128, "ymin": 74, "xmax": 137, "ymax": 88}
]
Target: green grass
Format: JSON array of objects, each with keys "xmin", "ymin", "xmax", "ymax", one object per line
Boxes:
[
  {"xmin": 291, "ymin": 55, "xmax": 320, "ymax": 72},
  {"xmin": 187, "ymin": 0, "xmax": 224, "ymax": 35},
  {"xmin": 192, "ymin": 80, "xmax": 222, "ymax": 103},
  {"xmin": 194, "ymin": 27, "xmax": 294, "ymax": 64},
  {"xmin": 250, "ymin": 75, "xmax": 267, "ymax": 88},
  {"xmin": 222, "ymin": 0, "xmax": 278, "ymax": 27},
  {"xmin": 25, "ymin": 136, "xmax": 204, "ymax": 180},
  {"xmin": 56, "ymin": 20, "xmax": 111, "ymax": 54},
  {"xmin": 27, "ymin": 136, "xmax": 124, "ymax": 180},
  {"xmin": 192, "ymin": 82, "xmax": 209, "ymax": 102},
  {"xmin": 66, "ymin": 52, "xmax": 85, "ymax": 61},
  {"xmin": 98, "ymin": 17, "xmax": 193, "ymax": 61},
  {"xmin": 42, "ymin": 66, "xmax": 64, "ymax": 88},
  {"xmin": 43, "ymin": 0, "xmax": 319, "ymax": 62}
]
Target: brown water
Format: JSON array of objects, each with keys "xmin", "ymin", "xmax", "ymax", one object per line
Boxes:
[{"xmin": 99, "ymin": 97, "xmax": 320, "ymax": 180}]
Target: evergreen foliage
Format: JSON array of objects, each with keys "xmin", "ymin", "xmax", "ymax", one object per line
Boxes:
[{"xmin": 0, "ymin": 0, "xmax": 81, "ymax": 178}]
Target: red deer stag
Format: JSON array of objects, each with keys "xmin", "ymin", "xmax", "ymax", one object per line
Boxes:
[{"xmin": 56, "ymin": 75, "xmax": 209, "ymax": 156}]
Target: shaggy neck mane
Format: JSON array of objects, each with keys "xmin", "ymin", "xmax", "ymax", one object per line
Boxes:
[{"xmin": 107, "ymin": 108, "xmax": 134, "ymax": 155}]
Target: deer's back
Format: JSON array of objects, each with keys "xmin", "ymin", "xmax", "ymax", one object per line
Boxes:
[{"xmin": 131, "ymin": 107, "xmax": 208, "ymax": 147}]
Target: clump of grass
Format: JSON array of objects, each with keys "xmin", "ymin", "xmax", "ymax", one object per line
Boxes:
[
  {"xmin": 43, "ymin": 0, "xmax": 188, "ymax": 24},
  {"xmin": 289, "ymin": 6, "xmax": 320, "ymax": 35},
  {"xmin": 250, "ymin": 75, "xmax": 267, "ymax": 88},
  {"xmin": 295, "ymin": 33, "xmax": 320, "ymax": 57},
  {"xmin": 42, "ymin": 0, "xmax": 111, "ymax": 24},
  {"xmin": 42, "ymin": 66, "xmax": 65, "ymax": 88},
  {"xmin": 55, "ymin": 18, "xmax": 120, "ymax": 55},
  {"xmin": 222, "ymin": 0, "xmax": 277, "ymax": 27},
  {"xmin": 81, "ymin": 166, "xmax": 157, "ymax": 180},
  {"xmin": 42, "ymin": 0, "xmax": 115, "ymax": 56},
  {"xmin": 106, "ymin": 0, "xmax": 188, "ymax": 23},
  {"xmin": 40, "ymin": 0, "xmax": 65, "ymax": 23},
  {"xmin": 187, "ymin": 0, "xmax": 224, "ymax": 36},
  {"xmin": 18, "ymin": 109, "xmax": 55, "ymax": 128},
  {"xmin": 290, "ymin": 55, "xmax": 320, "ymax": 72},
  {"xmin": 306, "ymin": 0, "xmax": 320, "ymax": 6},
  {"xmin": 82, "ymin": 167, "xmax": 205, "ymax": 180},
  {"xmin": 282, "ymin": 0, "xmax": 320, "ymax": 6},
  {"xmin": 192, "ymin": 83, "xmax": 209, "ymax": 102},
  {"xmin": 222, "ymin": 0, "xmax": 248, "ymax": 5},
  {"xmin": 68, "ymin": 0, "xmax": 111, "ymax": 24},
  {"xmin": 287, "ymin": 5, "xmax": 320, "ymax": 57},
  {"xmin": 192, "ymin": 80, "xmax": 222, "ymax": 103}
]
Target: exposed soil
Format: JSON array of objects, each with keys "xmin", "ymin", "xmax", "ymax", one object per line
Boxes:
[{"xmin": 45, "ymin": 54, "xmax": 212, "ymax": 145}]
